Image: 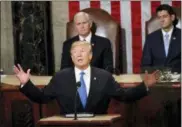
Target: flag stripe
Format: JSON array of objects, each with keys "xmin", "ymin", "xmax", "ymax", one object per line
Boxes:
[
  {"xmin": 131, "ymin": 1, "xmax": 142, "ymax": 73},
  {"xmin": 69, "ymin": 1, "xmax": 80, "ymax": 21},
  {"xmin": 80, "ymin": 1, "xmax": 90, "ymax": 10},
  {"xmin": 161, "ymin": 0, "xmax": 172, "ymax": 6},
  {"xmin": 111, "ymin": 1, "xmax": 121, "ymax": 24},
  {"xmin": 90, "ymin": 1, "xmax": 100, "ymax": 8},
  {"xmin": 141, "ymin": 1, "xmax": 151, "ymax": 48},
  {"xmin": 172, "ymin": 1, "xmax": 182, "ymax": 7},
  {"xmin": 151, "ymin": 1, "xmax": 161, "ymax": 16},
  {"xmin": 100, "ymin": 0, "xmax": 111, "ymax": 14},
  {"xmin": 68, "ymin": 0, "xmax": 181, "ymax": 73},
  {"xmin": 120, "ymin": 1, "xmax": 133, "ymax": 73},
  {"xmin": 110, "ymin": 1, "xmax": 121, "ymax": 68}
]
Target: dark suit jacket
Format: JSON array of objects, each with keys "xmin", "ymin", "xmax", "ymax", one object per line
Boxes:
[
  {"xmin": 61, "ymin": 34, "xmax": 113, "ymax": 73},
  {"xmin": 20, "ymin": 67, "xmax": 148, "ymax": 114},
  {"xmin": 141, "ymin": 27, "xmax": 181, "ymax": 73}
]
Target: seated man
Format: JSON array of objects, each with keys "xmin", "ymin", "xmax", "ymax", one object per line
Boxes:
[
  {"xmin": 14, "ymin": 41, "xmax": 159, "ymax": 115},
  {"xmin": 61, "ymin": 11, "xmax": 113, "ymax": 73},
  {"xmin": 141, "ymin": 4, "xmax": 181, "ymax": 73}
]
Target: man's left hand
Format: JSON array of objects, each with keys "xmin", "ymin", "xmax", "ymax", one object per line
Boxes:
[{"xmin": 144, "ymin": 70, "xmax": 160, "ymax": 88}]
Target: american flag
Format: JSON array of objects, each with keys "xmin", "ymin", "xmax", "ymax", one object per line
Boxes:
[{"xmin": 67, "ymin": 0, "xmax": 181, "ymax": 73}]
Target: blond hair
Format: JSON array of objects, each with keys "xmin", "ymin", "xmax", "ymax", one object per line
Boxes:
[{"xmin": 70, "ymin": 41, "xmax": 92, "ymax": 54}]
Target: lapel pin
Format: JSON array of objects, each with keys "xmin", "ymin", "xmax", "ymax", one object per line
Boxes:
[
  {"xmin": 173, "ymin": 37, "xmax": 176, "ymax": 40},
  {"xmin": 92, "ymin": 43, "xmax": 94, "ymax": 46},
  {"xmin": 94, "ymin": 77, "xmax": 96, "ymax": 80}
]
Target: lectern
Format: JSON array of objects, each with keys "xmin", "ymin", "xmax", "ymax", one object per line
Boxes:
[{"xmin": 37, "ymin": 114, "xmax": 122, "ymax": 127}]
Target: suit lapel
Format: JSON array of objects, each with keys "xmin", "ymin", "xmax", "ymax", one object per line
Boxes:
[
  {"xmin": 69, "ymin": 68, "xmax": 78, "ymax": 101},
  {"xmin": 70, "ymin": 67, "xmax": 76, "ymax": 91},
  {"xmin": 166, "ymin": 28, "xmax": 178, "ymax": 62},
  {"xmin": 85, "ymin": 67, "xmax": 98, "ymax": 111},
  {"xmin": 69, "ymin": 68, "xmax": 84, "ymax": 110},
  {"xmin": 90, "ymin": 35, "xmax": 97, "ymax": 64},
  {"xmin": 159, "ymin": 30, "xmax": 167, "ymax": 58},
  {"xmin": 91, "ymin": 34, "xmax": 96, "ymax": 47}
]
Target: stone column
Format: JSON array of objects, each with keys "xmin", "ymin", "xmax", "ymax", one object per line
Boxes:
[
  {"xmin": 1, "ymin": 1, "xmax": 14, "ymax": 74},
  {"xmin": 51, "ymin": 1, "xmax": 69, "ymax": 71}
]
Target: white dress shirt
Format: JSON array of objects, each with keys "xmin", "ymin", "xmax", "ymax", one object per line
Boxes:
[
  {"xmin": 161, "ymin": 26, "xmax": 174, "ymax": 56},
  {"xmin": 79, "ymin": 32, "xmax": 92, "ymax": 43},
  {"xmin": 74, "ymin": 66, "xmax": 91, "ymax": 96}
]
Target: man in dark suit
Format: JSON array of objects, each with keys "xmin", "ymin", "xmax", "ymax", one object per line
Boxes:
[
  {"xmin": 141, "ymin": 4, "xmax": 181, "ymax": 73},
  {"xmin": 61, "ymin": 11, "xmax": 113, "ymax": 73},
  {"xmin": 14, "ymin": 41, "xmax": 159, "ymax": 115},
  {"xmin": 141, "ymin": 5, "xmax": 181, "ymax": 127}
]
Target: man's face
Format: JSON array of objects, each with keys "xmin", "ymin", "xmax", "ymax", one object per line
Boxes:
[
  {"xmin": 157, "ymin": 10, "xmax": 174, "ymax": 29},
  {"xmin": 74, "ymin": 15, "xmax": 92, "ymax": 37},
  {"xmin": 71, "ymin": 45, "xmax": 92, "ymax": 69}
]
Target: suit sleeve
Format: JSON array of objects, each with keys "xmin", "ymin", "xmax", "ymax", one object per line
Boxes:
[
  {"xmin": 60, "ymin": 41, "xmax": 72, "ymax": 69},
  {"xmin": 103, "ymin": 39, "xmax": 113, "ymax": 73},
  {"xmin": 19, "ymin": 75, "xmax": 59, "ymax": 104},
  {"xmin": 106, "ymin": 75, "xmax": 148, "ymax": 103},
  {"xmin": 141, "ymin": 36, "xmax": 153, "ymax": 68}
]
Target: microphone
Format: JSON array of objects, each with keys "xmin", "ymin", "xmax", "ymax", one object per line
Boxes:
[{"xmin": 74, "ymin": 81, "xmax": 81, "ymax": 120}]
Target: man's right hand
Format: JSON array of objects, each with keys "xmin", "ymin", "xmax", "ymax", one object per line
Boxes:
[{"xmin": 13, "ymin": 64, "xmax": 31, "ymax": 85}]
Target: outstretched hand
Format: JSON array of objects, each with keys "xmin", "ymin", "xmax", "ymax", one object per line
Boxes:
[
  {"xmin": 144, "ymin": 70, "xmax": 160, "ymax": 88},
  {"xmin": 13, "ymin": 64, "xmax": 31, "ymax": 84}
]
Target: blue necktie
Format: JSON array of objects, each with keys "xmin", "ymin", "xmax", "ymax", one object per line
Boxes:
[
  {"xmin": 164, "ymin": 33, "xmax": 169, "ymax": 57},
  {"xmin": 78, "ymin": 71, "xmax": 87, "ymax": 108}
]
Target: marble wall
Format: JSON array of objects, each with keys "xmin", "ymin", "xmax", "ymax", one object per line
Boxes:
[
  {"xmin": 0, "ymin": 1, "xmax": 69, "ymax": 74},
  {"xmin": 51, "ymin": 1, "xmax": 68, "ymax": 72},
  {"xmin": 1, "ymin": 2, "xmax": 14, "ymax": 74},
  {"xmin": 12, "ymin": 1, "xmax": 54, "ymax": 75}
]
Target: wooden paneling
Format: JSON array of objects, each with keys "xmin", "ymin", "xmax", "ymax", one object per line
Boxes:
[{"xmin": 1, "ymin": 75, "xmax": 180, "ymax": 127}]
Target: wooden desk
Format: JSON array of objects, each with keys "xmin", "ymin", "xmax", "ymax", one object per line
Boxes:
[
  {"xmin": 0, "ymin": 75, "xmax": 180, "ymax": 127},
  {"xmin": 37, "ymin": 114, "xmax": 122, "ymax": 127},
  {"xmin": 0, "ymin": 75, "xmax": 52, "ymax": 127}
]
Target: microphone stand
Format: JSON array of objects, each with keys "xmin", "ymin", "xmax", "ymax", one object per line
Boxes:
[
  {"xmin": 74, "ymin": 82, "xmax": 80, "ymax": 120},
  {"xmin": 74, "ymin": 90, "xmax": 78, "ymax": 120}
]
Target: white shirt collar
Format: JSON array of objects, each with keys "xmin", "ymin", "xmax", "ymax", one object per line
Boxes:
[
  {"xmin": 79, "ymin": 32, "xmax": 92, "ymax": 43},
  {"xmin": 74, "ymin": 66, "xmax": 91, "ymax": 96},
  {"xmin": 161, "ymin": 26, "xmax": 174, "ymax": 39},
  {"xmin": 74, "ymin": 65, "xmax": 91, "ymax": 77}
]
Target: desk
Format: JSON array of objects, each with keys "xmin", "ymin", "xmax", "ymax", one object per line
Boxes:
[
  {"xmin": 37, "ymin": 114, "xmax": 122, "ymax": 127},
  {"xmin": 0, "ymin": 75, "xmax": 180, "ymax": 127}
]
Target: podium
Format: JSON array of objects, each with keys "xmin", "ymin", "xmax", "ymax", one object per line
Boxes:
[
  {"xmin": 37, "ymin": 114, "xmax": 122, "ymax": 127},
  {"xmin": 1, "ymin": 75, "xmax": 181, "ymax": 127}
]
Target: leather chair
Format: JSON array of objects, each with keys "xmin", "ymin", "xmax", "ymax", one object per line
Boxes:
[
  {"xmin": 146, "ymin": 7, "xmax": 181, "ymax": 35},
  {"xmin": 66, "ymin": 8, "xmax": 123, "ymax": 74}
]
